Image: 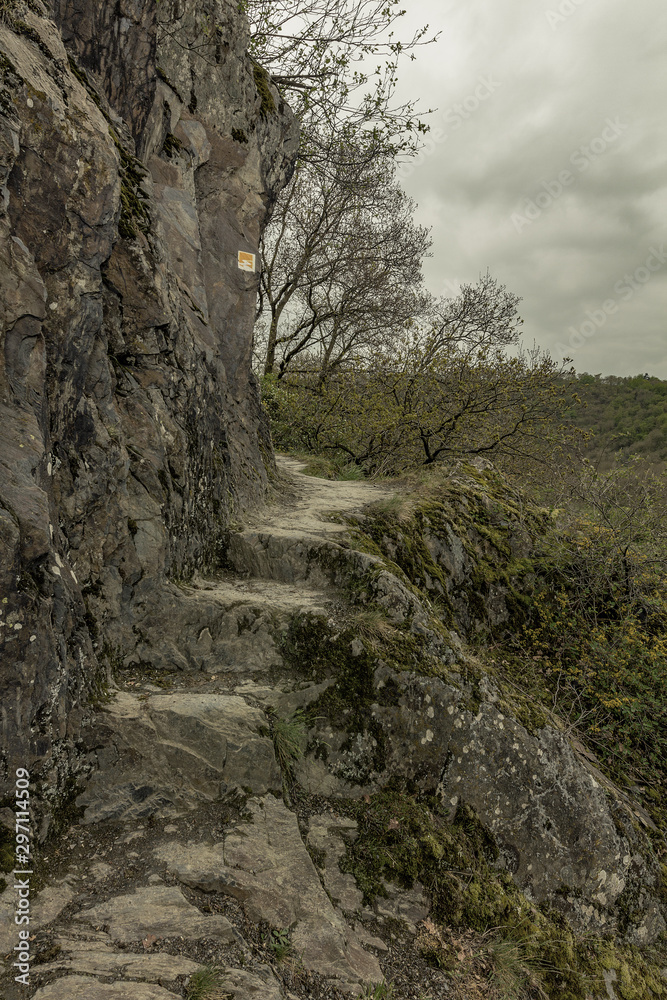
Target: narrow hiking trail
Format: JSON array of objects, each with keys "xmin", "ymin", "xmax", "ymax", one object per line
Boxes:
[
  {"xmin": 2, "ymin": 457, "xmax": 653, "ymax": 999},
  {"xmin": 0, "ymin": 459, "xmax": 444, "ymax": 1000}
]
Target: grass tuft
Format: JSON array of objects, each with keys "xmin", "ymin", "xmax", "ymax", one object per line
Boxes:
[
  {"xmin": 271, "ymin": 711, "xmax": 307, "ymax": 773},
  {"xmin": 351, "ymin": 607, "xmax": 397, "ymax": 644},
  {"xmin": 185, "ymin": 965, "xmax": 231, "ymax": 1000},
  {"xmin": 369, "ymin": 493, "xmax": 417, "ymax": 524},
  {"xmin": 338, "ymin": 462, "xmax": 366, "ymax": 481},
  {"xmin": 485, "ymin": 935, "xmax": 549, "ymax": 999}
]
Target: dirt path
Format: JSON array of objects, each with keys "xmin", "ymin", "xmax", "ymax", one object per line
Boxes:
[{"xmin": 245, "ymin": 455, "xmax": 393, "ymax": 540}]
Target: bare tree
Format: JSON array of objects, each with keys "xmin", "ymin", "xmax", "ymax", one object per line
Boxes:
[
  {"xmin": 256, "ymin": 150, "xmax": 431, "ymax": 378},
  {"xmin": 422, "ymin": 272, "xmax": 524, "ymax": 363}
]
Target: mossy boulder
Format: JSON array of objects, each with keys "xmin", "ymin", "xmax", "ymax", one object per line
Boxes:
[{"xmin": 261, "ymin": 467, "xmax": 667, "ymax": 948}]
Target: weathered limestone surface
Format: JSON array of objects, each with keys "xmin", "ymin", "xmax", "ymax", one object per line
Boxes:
[
  {"xmin": 37, "ymin": 945, "xmax": 202, "ymax": 983},
  {"xmin": 73, "ymin": 885, "xmax": 236, "ymax": 943},
  {"xmin": 307, "ymin": 814, "xmax": 364, "ymax": 912},
  {"xmin": 155, "ymin": 794, "xmax": 382, "ymax": 990},
  {"xmin": 77, "ymin": 690, "xmax": 282, "ymax": 823},
  {"xmin": 0, "ymin": 878, "xmax": 75, "ymax": 956},
  {"xmin": 31, "ymin": 979, "xmax": 181, "ymax": 1000},
  {"xmin": 0, "ymin": 0, "xmax": 297, "ymax": 807}
]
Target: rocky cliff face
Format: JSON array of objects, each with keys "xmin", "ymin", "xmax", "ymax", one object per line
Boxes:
[{"xmin": 0, "ymin": 0, "xmax": 297, "ymax": 815}]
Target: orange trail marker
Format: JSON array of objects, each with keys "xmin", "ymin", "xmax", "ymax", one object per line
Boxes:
[{"xmin": 238, "ymin": 251, "xmax": 256, "ymax": 272}]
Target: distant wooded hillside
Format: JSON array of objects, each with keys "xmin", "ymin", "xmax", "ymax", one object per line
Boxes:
[{"xmin": 566, "ymin": 373, "xmax": 667, "ymax": 469}]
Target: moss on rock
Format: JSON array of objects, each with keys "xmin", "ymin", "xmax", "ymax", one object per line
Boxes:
[
  {"xmin": 252, "ymin": 63, "xmax": 276, "ymax": 117},
  {"xmin": 337, "ymin": 783, "xmax": 667, "ymax": 999}
]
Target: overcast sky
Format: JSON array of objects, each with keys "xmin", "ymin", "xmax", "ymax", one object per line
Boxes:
[{"xmin": 390, "ymin": 0, "xmax": 667, "ymax": 377}]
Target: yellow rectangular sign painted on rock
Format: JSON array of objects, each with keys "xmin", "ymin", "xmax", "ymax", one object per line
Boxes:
[{"xmin": 237, "ymin": 251, "xmax": 256, "ymax": 272}]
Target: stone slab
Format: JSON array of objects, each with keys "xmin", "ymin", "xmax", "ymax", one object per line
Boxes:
[
  {"xmin": 155, "ymin": 795, "xmax": 381, "ymax": 988},
  {"xmin": 31, "ymin": 978, "xmax": 180, "ymax": 999},
  {"xmin": 73, "ymin": 886, "xmax": 234, "ymax": 943}
]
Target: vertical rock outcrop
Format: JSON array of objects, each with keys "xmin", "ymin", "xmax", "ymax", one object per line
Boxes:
[{"xmin": 0, "ymin": 0, "xmax": 297, "ymax": 820}]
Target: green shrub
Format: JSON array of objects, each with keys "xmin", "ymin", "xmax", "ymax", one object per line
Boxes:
[{"xmin": 496, "ymin": 465, "xmax": 667, "ymax": 827}]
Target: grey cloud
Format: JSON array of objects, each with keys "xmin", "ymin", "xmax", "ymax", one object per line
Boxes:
[{"xmin": 394, "ymin": 0, "xmax": 667, "ymax": 375}]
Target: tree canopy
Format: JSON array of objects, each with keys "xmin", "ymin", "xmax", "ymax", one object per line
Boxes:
[
  {"xmin": 240, "ymin": 0, "xmax": 436, "ymax": 157},
  {"xmin": 263, "ymin": 275, "xmax": 578, "ymax": 476},
  {"xmin": 564, "ymin": 373, "xmax": 667, "ymax": 470}
]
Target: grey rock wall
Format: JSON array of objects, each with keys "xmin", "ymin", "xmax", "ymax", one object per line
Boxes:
[{"xmin": 0, "ymin": 0, "xmax": 297, "ymax": 815}]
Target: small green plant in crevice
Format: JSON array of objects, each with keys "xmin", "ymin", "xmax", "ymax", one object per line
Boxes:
[
  {"xmin": 185, "ymin": 964, "xmax": 230, "ymax": 1000},
  {"xmin": 267, "ymin": 927, "xmax": 292, "ymax": 961},
  {"xmin": 356, "ymin": 982, "xmax": 395, "ymax": 999},
  {"xmin": 271, "ymin": 711, "xmax": 307, "ymax": 774}
]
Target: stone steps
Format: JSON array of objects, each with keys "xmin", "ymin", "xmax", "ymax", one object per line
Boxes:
[
  {"xmin": 9, "ymin": 461, "xmax": 398, "ymax": 999},
  {"xmin": 76, "ymin": 690, "xmax": 283, "ymax": 825}
]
